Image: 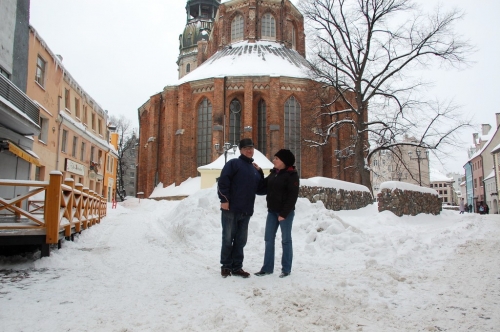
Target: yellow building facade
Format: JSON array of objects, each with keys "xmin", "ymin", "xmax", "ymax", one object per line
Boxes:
[{"xmin": 25, "ymin": 26, "xmax": 118, "ymax": 201}]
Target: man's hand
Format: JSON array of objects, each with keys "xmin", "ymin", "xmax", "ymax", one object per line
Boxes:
[
  {"xmin": 252, "ymin": 162, "xmax": 261, "ymax": 171},
  {"xmin": 221, "ymin": 202, "xmax": 229, "ymax": 210}
]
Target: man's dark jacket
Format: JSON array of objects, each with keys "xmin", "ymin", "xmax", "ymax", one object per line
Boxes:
[
  {"xmin": 262, "ymin": 167, "xmax": 300, "ymax": 219},
  {"xmin": 218, "ymin": 154, "xmax": 264, "ymax": 216}
]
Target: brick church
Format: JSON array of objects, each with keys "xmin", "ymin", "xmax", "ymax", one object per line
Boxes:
[{"xmin": 137, "ymin": 0, "xmax": 364, "ymax": 196}]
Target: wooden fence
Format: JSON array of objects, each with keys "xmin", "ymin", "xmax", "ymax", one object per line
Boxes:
[{"xmin": 0, "ymin": 171, "xmax": 107, "ymax": 256}]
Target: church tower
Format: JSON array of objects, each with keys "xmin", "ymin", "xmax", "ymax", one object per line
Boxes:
[{"xmin": 177, "ymin": 0, "xmax": 220, "ymax": 79}]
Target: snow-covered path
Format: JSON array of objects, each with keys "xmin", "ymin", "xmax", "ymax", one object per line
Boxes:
[{"xmin": 1, "ymin": 188, "xmax": 499, "ymax": 331}]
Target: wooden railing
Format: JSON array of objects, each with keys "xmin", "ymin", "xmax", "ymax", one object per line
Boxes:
[{"xmin": 0, "ymin": 171, "xmax": 107, "ymax": 246}]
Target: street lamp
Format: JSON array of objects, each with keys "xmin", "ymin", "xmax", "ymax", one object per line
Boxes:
[
  {"xmin": 215, "ymin": 142, "xmax": 237, "ymax": 164},
  {"xmin": 408, "ymin": 149, "xmax": 429, "ymax": 186}
]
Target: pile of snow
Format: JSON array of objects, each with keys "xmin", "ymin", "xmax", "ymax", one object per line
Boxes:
[{"xmin": 0, "ymin": 182, "xmax": 498, "ymax": 331}]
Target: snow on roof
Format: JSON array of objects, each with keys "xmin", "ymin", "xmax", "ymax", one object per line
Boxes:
[
  {"xmin": 197, "ymin": 148, "xmax": 274, "ymax": 170},
  {"xmin": 484, "ymin": 170, "xmax": 495, "ymax": 181},
  {"xmin": 177, "ymin": 40, "xmax": 312, "ymax": 84},
  {"xmin": 430, "ymin": 167, "xmax": 454, "ymax": 182},
  {"xmin": 380, "ymin": 181, "xmax": 438, "ymax": 195}
]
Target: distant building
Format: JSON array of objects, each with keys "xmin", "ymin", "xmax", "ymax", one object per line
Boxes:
[
  {"xmin": 430, "ymin": 169, "xmax": 455, "ymax": 205},
  {"xmin": 370, "ymin": 136, "xmax": 430, "ymax": 193},
  {"xmin": 120, "ymin": 134, "xmax": 139, "ymax": 198},
  {"xmin": 464, "ymin": 114, "xmax": 500, "ymax": 212}
]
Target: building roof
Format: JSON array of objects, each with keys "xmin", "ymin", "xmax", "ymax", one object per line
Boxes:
[
  {"xmin": 430, "ymin": 167, "xmax": 454, "ymax": 182},
  {"xmin": 177, "ymin": 40, "xmax": 312, "ymax": 84}
]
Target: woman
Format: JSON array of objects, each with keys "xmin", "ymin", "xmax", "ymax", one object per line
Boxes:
[{"xmin": 255, "ymin": 149, "xmax": 300, "ymax": 278}]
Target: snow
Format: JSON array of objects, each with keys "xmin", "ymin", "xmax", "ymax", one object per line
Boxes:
[
  {"xmin": 177, "ymin": 40, "xmax": 312, "ymax": 84},
  {"xmin": 430, "ymin": 167, "xmax": 454, "ymax": 182},
  {"xmin": 380, "ymin": 180, "xmax": 438, "ymax": 195},
  {"xmin": 1, "ymin": 183, "xmax": 499, "ymax": 331}
]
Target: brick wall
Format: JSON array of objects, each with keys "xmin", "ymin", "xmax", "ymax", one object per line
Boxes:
[
  {"xmin": 299, "ymin": 186, "xmax": 373, "ymax": 211},
  {"xmin": 377, "ymin": 188, "xmax": 442, "ymax": 216}
]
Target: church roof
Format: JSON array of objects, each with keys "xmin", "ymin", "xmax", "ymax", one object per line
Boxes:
[{"xmin": 177, "ymin": 40, "xmax": 312, "ymax": 84}]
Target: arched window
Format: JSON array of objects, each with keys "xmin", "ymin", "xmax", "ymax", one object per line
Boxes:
[
  {"xmin": 284, "ymin": 96, "xmax": 301, "ymax": 175},
  {"xmin": 229, "ymin": 98, "xmax": 241, "ymax": 145},
  {"xmin": 257, "ymin": 99, "xmax": 267, "ymax": 155},
  {"xmin": 231, "ymin": 15, "xmax": 244, "ymax": 42},
  {"xmin": 197, "ymin": 98, "xmax": 212, "ymax": 166},
  {"xmin": 186, "ymin": 63, "xmax": 191, "ymax": 73},
  {"xmin": 291, "ymin": 25, "xmax": 296, "ymax": 50},
  {"xmin": 261, "ymin": 13, "xmax": 276, "ymax": 40}
]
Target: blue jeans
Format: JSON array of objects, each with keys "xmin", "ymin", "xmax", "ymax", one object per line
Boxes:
[
  {"xmin": 220, "ymin": 210, "xmax": 250, "ymax": 271},
  {"xmin": 261, "ymin": 211, "xmax": 294, "ymax": 274}
]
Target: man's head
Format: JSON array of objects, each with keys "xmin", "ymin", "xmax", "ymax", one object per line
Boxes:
[{"xmin": 239, "ymin": 138, "xmax": 255, "ymax": 159}]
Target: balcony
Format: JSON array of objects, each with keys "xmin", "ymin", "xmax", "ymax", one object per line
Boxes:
[{"xmin": 0, "ymin": 74, "xmax": 40, "ymax": 136}]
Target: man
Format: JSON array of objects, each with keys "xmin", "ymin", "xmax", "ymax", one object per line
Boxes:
[{"xmin": 217, "ymin": 138, "xmax": 264, "ymax": 278}]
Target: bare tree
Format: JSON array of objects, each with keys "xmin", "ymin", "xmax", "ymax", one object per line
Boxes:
[
  {"xmin": 300, "ymin": 0, "xmax": 473, "ymax": 189},
  {"xmin": 110, "ymin": 115, "xmax": 137, "ymax": 201}
]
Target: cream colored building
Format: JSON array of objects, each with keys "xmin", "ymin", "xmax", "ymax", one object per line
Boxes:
[
  {"xmin": 25, "ymin": 26, "xmax": 118, "ymax": 200},
  {"xmin": 371, "ymin": 136, "xmax": 430, "ymax": 193}
]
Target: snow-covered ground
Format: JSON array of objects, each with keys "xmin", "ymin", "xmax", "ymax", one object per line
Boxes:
[{"xmin": 1, "ymin": 185, "xmax": 499, "ymax": 331}]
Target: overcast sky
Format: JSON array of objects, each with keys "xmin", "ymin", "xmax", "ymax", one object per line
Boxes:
[{"xmin": 29, "ymin": 0, "xmax": 500, "ymax": 174}]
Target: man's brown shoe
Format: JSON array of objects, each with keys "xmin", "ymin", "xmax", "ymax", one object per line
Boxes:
[
  {"xmin": 232, "ymin": 269, "xmax": 250, "ymax": 278},
  {"xmin": 221, "ymin": 268, "xmax": 231, "ymax": 278}
]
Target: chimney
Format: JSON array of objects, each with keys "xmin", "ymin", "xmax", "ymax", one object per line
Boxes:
[{"xmin": 481, "ymin": 124, "xmax": 491, "ymax": 135}]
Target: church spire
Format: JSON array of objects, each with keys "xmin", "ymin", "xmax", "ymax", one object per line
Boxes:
[
  {"xmin": 185, "ymin": 0, "xmax": 221, "ymax": 23},
  {"xmin": 178, "ymin": 0, "xmax": 221, "ymax": 79}
]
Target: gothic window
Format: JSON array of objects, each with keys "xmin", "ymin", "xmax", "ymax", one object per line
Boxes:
[
  {"xmin": 186, "ymin": 63, "xmax": 191, "ymax": 73},
  {"xmin": 197, "ymin": 98, "xmax": 213, "ymax": 166},
  {"xmin": 231, "ymin": 15, "xmax": 244, "ymax": 42},
  {"xmin": 291, "ymin": 25, "xmax": 297, "ymax": 50},
  {"xmin": 257, "ymin": 99, "xmax": 267, "ymax": 155},
  {"xmin": 284, "ymin": 96, "xmax": 301, "ymax": 175},
  {"xmin": 229, "ymin": 99, "xmax": 241, "ymax": 145},
  {"xmin": 261, "ymin": 13, "xmax": 276, "ymax": 40}
]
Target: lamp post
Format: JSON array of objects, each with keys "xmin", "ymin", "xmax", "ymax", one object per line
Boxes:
[
  {"xmin": 215, "ymin": 142, "xmax": 237, "ymax": 164},
  {"xmin": 408, "ymin": 149, "xmax": 429, "ymax": 186}
]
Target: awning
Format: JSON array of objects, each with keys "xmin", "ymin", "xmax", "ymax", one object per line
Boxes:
[{"xmin": 4, "ymin": 141, "xmax": 41, "ymax": 166}]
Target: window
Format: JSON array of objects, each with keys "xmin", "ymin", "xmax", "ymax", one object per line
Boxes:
[
  {"xmin": 35, "ymin": 55, "xmax": 46, "ymax": 87},
  {"xmin": 91, "ymin": 113, "xmax": 96, "ymax": 131},
  {"xmin": 231, "ymin": 15, "xmax": 244, "ymax": 41},
  {"xmin": 80, "ymin": 142, "xmax": 86, "ymax": 161},
  {"xmin": 83, "ymin": 106, "xmax": 88, "ymax": 125},
  {"xmin": 186, "ymin": 63, "xmax": 191, "ymax": 73},
  {"xmin": 229, "ymin": 99, "xmax": 241, "ymax": 145},
  {"xmin": 0, "ymin": 66, "xmax": 10, "ymax": 79},
  {"xmin": 197, "ymin": 98, "xmax": 212, "ymax": 167},
  {"xmin": 373, "ymin": 160, "xmax": 378, "ymax": 166},
  {"xmin": 98, "ymin": 119, "xmax": 102, "ymax": 135},
  {"xmin": 261, "ymin": 13, "xmax": 276, "ymax": 39},
  {"xmin": 65, "ymin": 89, "xmax": 70, "ymax": 110},
  {"xmin": 75, "ymin": 98, "xmax": 80, "ymax": 119},
  {"xmin": 98, "ymin": 150, "xmax": 103, "ymax": 167},
  {"xmin": 107, "ymin": 156, "xmax": 114, "ymax": 173},
  {"xmin": 257, "ymin": 99, "xmax": 267, "ymax": 155},
  {"xmin": 35, "ymin": 166, "xmax": 41, "ymax": 181},
  {"xmin": 291, "ymin": 25, "xmax": 297, "ymax": 50},
  {"xmin": 91, "ymin": 146, "xmax": 95, "ymax": 162},
  {"xmin": 61, "ymin": 130, "xmax": 68, "ymax": 152},
  {"xmin": 72, "ymin": 136, "xmax": 78, "ymax": 157},
  {"xmin": 284, "ymin": 96, "xmax": 301, "ymax": 175},
  {"xmin": 38, "ymin": 116, "xmax": 49, "ymax": 143}
]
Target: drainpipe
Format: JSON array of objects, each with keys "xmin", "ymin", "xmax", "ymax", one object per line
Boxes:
[
  {"xmin": 155, "ymin": 93, "xmax": 163, "ymax": 186},
  {"xmin": 55, "ymin": 96, "xmax": 63, "ymax": 170},
  {"xmin": 223, "ymin": 76, "xmax": 227, "ymax": 142}
]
